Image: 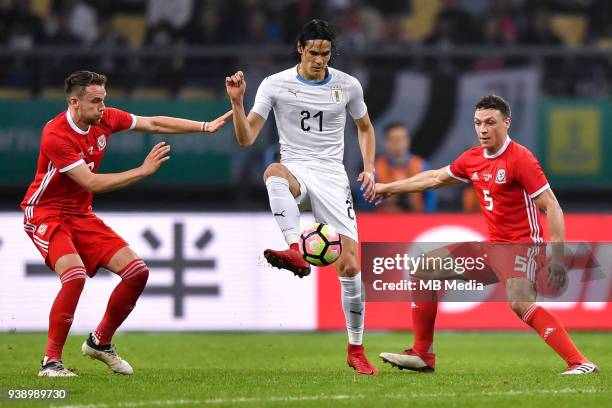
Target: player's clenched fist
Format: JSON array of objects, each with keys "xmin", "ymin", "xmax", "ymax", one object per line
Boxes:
[
  {"xmin": 140, "ymin": 141, "xmax": 171, "ymax": 176},
  {"xmin": 357, "ymin": 171, "xmax": 376, "ymax": 202},
  {"xmin": 225, "ymin": 71, "xmax": 246, "ymax": 102}
]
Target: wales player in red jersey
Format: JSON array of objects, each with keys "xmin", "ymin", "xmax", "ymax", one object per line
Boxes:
[
  {"xmin": 22, "ymin": 71, "xmax": 231, "ymax": 377},
  {"xmin": 374, "ymin": 95, "xmax": 598, "ymax": 375}
]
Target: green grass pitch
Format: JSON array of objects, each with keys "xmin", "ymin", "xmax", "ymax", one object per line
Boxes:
[{"xmin": 0, "ymin": 332, "xmax": 610, "ymax": 407}]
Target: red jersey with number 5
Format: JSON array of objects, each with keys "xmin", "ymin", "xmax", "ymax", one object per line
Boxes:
[
  {"xmin": 21, "ymin": 108, "xmax": 136, "ymax": 220},
  {"xmin": 447, "ymin": 137, "xmax": 549, "ymax": 242}
]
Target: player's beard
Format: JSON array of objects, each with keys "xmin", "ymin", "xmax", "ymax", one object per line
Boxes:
[{"xmin": 89, "ymin": 114, "xmax": 103, "ymax": 125}]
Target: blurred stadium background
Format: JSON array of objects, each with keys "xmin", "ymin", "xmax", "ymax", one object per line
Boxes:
[{"xmin": 1, "ymin": 0, "xmax": 611, "ymax": 334}]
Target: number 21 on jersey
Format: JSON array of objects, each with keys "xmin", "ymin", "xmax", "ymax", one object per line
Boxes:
[{"xmin": 300, "ymin": 110, "xmax": 323, "ymax": 132}]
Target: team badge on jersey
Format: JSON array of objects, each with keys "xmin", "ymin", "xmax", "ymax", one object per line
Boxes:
[
  {"xmin": 37, "ymin": 224, "xmax": 47, "ymax": 235},
  {"xmin": 97, "ymin": 135, "xmax": 107, "ymax": 150},
  {"xmin": 495, "ymin": 169, "xmax": 507, "ymax": 184},
  {"xmin": 331, "ymin": 85, "xmax": 343, "ymax": 103}
]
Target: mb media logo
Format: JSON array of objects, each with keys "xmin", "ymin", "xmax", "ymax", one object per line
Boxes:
[{"xmin": 26, "ymin": 222, "xmax": 219, "ymax": 318}]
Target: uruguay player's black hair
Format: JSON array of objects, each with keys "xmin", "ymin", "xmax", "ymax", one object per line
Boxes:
[
  {"xmin": 475, "ymin": 95, "xmax": 511, "ymax": 118},
  {"xmin": 295, "ymin": 19, "xmax": 337, "ymax": 61}
]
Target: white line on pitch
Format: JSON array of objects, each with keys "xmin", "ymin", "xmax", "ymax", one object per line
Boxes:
[
  {"xmin": 50, "ymin": 388, "xmax": 610, "ymax": 408},
  {"xmin": 50, "ymin": 394, "xmax": 364, "ymax": 408}
]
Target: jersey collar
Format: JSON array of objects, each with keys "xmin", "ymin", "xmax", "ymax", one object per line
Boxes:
[
  {"xmin": 66, "ymin": 109, "xmax": 90, "ymax": 135},
  {"xmin": 295, "ymin": 65, "xmax": 332, "ymax": 86},
  {"xmin": 484, "ymin": 136, "xmax": 511, "ymax": 159}
]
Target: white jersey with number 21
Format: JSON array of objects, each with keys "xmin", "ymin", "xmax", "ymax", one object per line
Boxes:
[{"xmin": 251, "ymin": 66, "xmax": 367, "ymax": 167}]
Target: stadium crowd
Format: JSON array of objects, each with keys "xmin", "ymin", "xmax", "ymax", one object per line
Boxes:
[
  {"xmin": 3, "ymin": 0, "xmax": 612, "ymax": 48},
  {"xmin": 1, "ymin": 0, "xmax": 611, "ymax": 96}
]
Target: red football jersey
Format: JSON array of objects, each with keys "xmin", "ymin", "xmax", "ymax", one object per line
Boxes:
[
  {"xmin": 447, "ymin": 137, "xmax": 550, "ymax": 242},
  {"xmin": 21, "ymin": 108, "xmax": 136, "ymax": 220}
]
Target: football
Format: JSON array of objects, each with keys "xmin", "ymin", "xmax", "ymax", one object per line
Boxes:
[{"xmin": 299, "ymin": 223, "xmax": 342, "ymax": 266}]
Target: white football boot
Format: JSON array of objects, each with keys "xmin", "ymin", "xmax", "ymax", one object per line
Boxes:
[
  {"xmin": 379, "ymin": 348, "xmax": 435, "ymax": 372},
  {"xmin": 561, "ymin": 362, "xmax": 599, "ymax": 375},
  {"xmin": 82, "ymin": 333, "xmax": 133, "ymax": 375}
]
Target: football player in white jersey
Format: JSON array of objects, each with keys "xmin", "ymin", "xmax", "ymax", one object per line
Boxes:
[{"xmin": 226, "ymin": 19, "xmax": 378, "ymax": 375}]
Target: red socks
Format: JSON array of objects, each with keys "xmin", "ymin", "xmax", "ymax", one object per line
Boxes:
[
  {"xmin": 94, "ymin": 259, "xmax": 149, "ymax": 345},
  {"xmin": 523, "ymin": 304, "xmax": 586, "ymax": 366},
  {"xmin": 45, "ymin": 260, "xmax": 149, "ymax": 360},
  {"xmin": 411, "ymin": 301, "xmax": 438, "ymax": 355},
  {"xmin": 45, "ymin": 266, "xmax": 86, "ymax": 362},
  {"xmin": 409, "ymin": 300, "xmax": 586, "ymax": 367}
]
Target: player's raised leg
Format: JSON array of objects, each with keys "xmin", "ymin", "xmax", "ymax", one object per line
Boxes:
[
  {"xmin": 39, "ymin": 252, "xmax": 85, "ymax": 377},
  {"xmin": 262, "ymin": 163, "xmax": 311, "ymax": 278},
  {"xmin": 82, "ymin": 247, "xmax": 148, "ymax": 375},
  {"xmin": 336, "ymin": 236, "xmax": 378, "ymax": 375},
  {"xmin": 507, "ymin": 278, "xmax": 598, "ymax": 375}
]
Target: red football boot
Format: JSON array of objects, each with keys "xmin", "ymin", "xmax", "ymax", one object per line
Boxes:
[
  {"xmin": 379, "ymin": 348, "xmax": 436, "ymax": 372},
  {"xmin": 347, "ymin": 344, "xmax": 379, "ymax": 375},
  {"xmin": 264, "ymin": 243, "xmax": 311, "ymax": 278}
]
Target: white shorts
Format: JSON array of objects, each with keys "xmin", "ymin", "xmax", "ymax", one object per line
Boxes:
[{"xmin": 283, "ymin": 161, "xmax": 358, "ymax": 242}]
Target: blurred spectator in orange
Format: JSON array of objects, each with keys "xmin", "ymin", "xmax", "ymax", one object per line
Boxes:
[{"xmin": 375, "ymin": 123, "xmax": 435, "ymax": 213}]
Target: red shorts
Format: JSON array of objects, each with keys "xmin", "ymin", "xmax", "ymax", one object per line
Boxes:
[
  {"xmin": 24, "ymin": 213, "xmax": 128, "ymax": 277},
  {"xmin": 448, "ymin": 241, "xmax": 546, "ymax": 284}
]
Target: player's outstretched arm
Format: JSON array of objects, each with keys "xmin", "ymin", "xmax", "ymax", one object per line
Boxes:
[
  {"xmin": 225, "ymin": 70, "xmax": 265, "ymax": 147},
  {"xmin": 374, "ymin": 166, "xmax": 461, "ymax": 203},
  {"xmin": 133, "ymin": 111, "xmax": 232, "ymax": 134},
  {"xmin": 65, "ymin": 142, "xmax": 171, "ymax": 193},
  {"xmin": 354, "ymin": 113, "xmax": 376, "ymax": 202}
]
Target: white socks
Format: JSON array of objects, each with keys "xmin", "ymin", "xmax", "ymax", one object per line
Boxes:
[
  {"xmin": 339, "ymin": 273, "xmax": 364, "ymax": 345},
  {"xmin": 266, "ymin": 176, "xmax": 365, "ymax": 345},
  {"xmin": 266, "ymin": 176, "xmax": 300, "ymax": 245}
]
